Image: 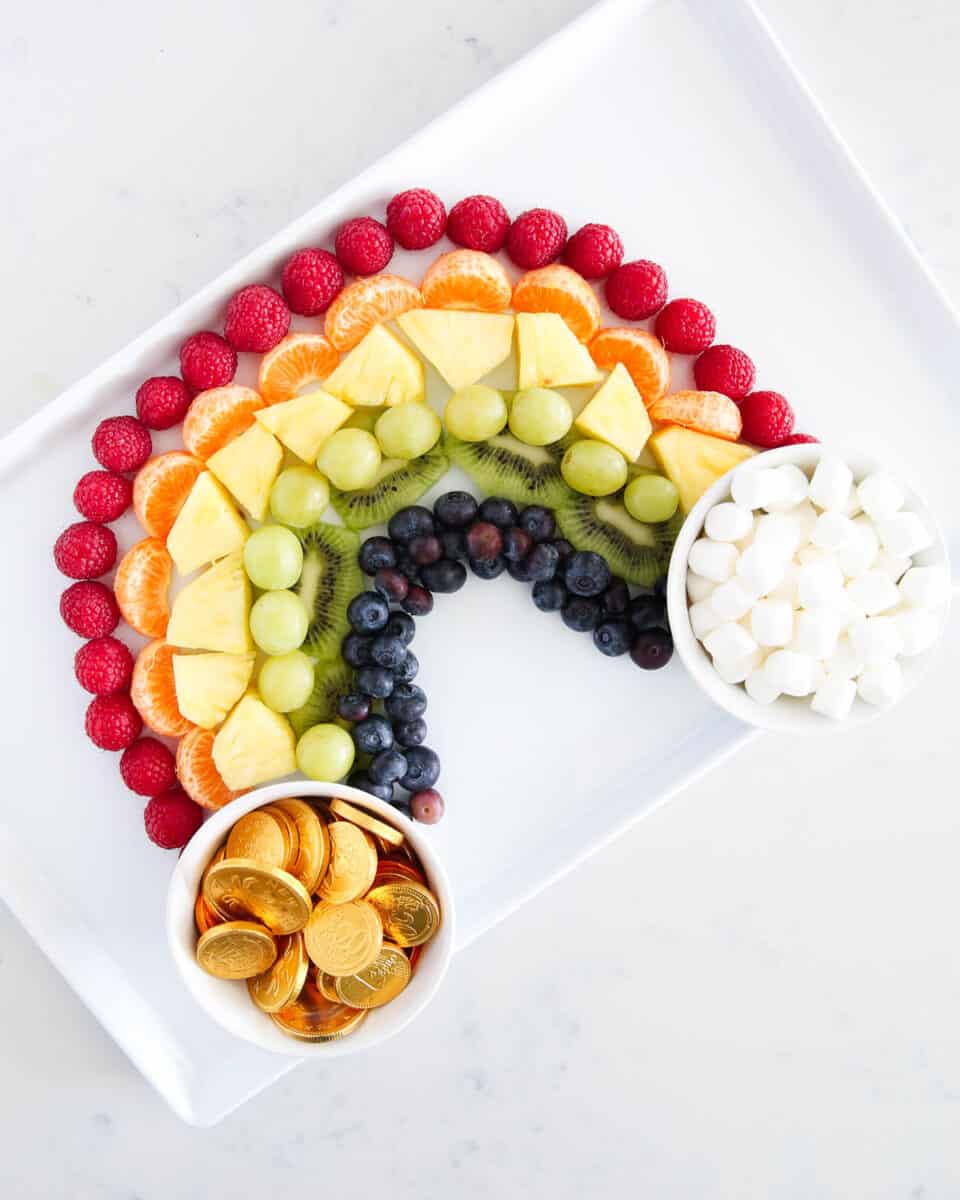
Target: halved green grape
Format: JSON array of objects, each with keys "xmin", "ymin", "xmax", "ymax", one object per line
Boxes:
[
  {"xmin": 316, "ymin": 429, "xmax": 381, "ymax": 491},
  {"xmin": 250, "ymin": 590, "xmax": 310, "ymax": 655},
  {"xmin": 561, "ymin": 439, "xmax": 628, "ymax": 497},
  {"xmin": 624, "ymin": 473, "xmax": 680, "ymax": 523},
  {"xmin": 374, "ymin": 401, "xmax": 441, "ymax": 460},
  {"xmin": 269, "ymin": 466, "xmax": 330, "ymax": 527},
  {"xmin": 243, "ymin": 525, "xmax": 304, "ymax": 590},
  {"xmin": 508, "ymin": 387, "xmax": 573, "ymax": 447},
  {"xmin": 258, "ymin": 650, "xmax": 316, "ymax": 713},
  {"xmin": 444, "ymin": 385, "xmax": 509, "ymax": 442},
  {"xmin": 295, "ymin": 723, "xmax": 356, "ymax": 781}
]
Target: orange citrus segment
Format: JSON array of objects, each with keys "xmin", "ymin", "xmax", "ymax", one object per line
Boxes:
[
  {"xmin": 588, "ymin": 327, "xmax": 671, "ymax": 407},
  {"xmin": 114, "ymin": 538, "xmax": 171, "ymax": 639},
  {"xmin": 133, "ymin": 452, "xmax": 204, "ymax": 539},
  {"xmin": 182, "ymin": 386, "xmax": 265, "ymax": 460},
  {"xmin": 512, "ymin": 264, "xmax": 601, "ymax": 342},
  {"xmin": 324, "ymin": 275, "xmax": 423, "ymax": 351},
  {"xmin": 131, "ymin": 639, "xmax": 194, "ymax": 738},
  {"xmin": 257, "ymin": 333, "xmax": 340, "ymax": 405},
  {"xmin": 419, "ymin": 250, "xmax": 512, "ymax": 313},
  {"xmin": 648, "ymin": 390, "xmax": 742, "ymax": 441},
  {"xmin": 177, "ymin": 727, "xmax": 242, "ymax": 811}
]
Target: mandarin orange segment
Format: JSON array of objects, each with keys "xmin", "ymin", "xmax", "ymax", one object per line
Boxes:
[
  {"xmin": 131, "ymin": 639, "xmax": 194, "ymax": 738},
  {"xmin": 419, "ymin": 250, "xmax": 512, "ymax": 313},
  {"xmin": 176, "ymin": 726, "xmax": 242, "ymax": 811},
  {"xmin": 132, "ymin": 452, "xmax": 204, "ymax": 539},
  {"xmin": 512, "ymin": 264, "xmax": 601, "ymax": 342},
  {"xmin": 648, "ymin": 390, "xmax": 742, "ymax": 441},
  {"xmin": 182, "ymin": 386, "xmax": 265, "ymax": 460},
  {"xmin": 324, "ymin": 275, "xmax": 423, "ymax": 352},
  {"xmin": 257, "ymin": 333, "xmax": 340, "ymax": 405},
  {"xmin": 588, "ymin": 327, "xmax": 671, "ymax": 407},
  {"xmin": 114, "ymin": 538, "xmax": 172, "ymax": 639}
]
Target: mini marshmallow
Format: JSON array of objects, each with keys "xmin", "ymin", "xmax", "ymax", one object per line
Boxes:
[
  {"xmin": 765, "ymin": 561, "xmax": 801, "ymax": 609},
  {"xmin": 711, "ymin": 577, "xmax": 760, "ymax": 621},
  {"xmin": 689, "ymin": 599, "xmax": 723, "ymax": 639},
  {"xmin": 899, "ymin": 565, "xmax": 949, "ymax": 610},
  {"xmin": 765, "ymin": 649, "xmax": 818, "ymax": 697},
  {"xmin": 797, "ymin": 544, "xmax": 830, "ymax": 567},
  {"xmin": 846, "ymin": 570, "xmax": 900, "ymax": 616},
  {"xmin": 873, "ymin": 549, "xmax": 911, "ymax": 583},
  {"xmin": 842, "ymin": 484, "xmax": 863, "ymax": 518},
  {"xmin": 750, "ymin": 598, "xmax": 794, "ymax": 647},
  {"xmin": 790, "ymin": 609, "xmax": 840, "ymax": 659},
  {"xmin": 737, "ymin": 543, "xmax": 788, "ymax": 595},
  {"xmin": 731, "ymin": 467, "xmax": 788, "ymax": 512},
  {"xmin": 831, "ymin": 589, "xmax": 866, "ymax": 631},
  {"xmin": 823, "ymin": 634, "xmax": 864, "ymax": 679},
  {"xmin": 703, "ymin": 622, "xmax": 757, "ymax": 664},
  {"xmin": 857, "ymin": 471, "xmax": 905, "ymax": 522},
  {"xmin": 896, "ymin": 609, "xmax": 940, "ymax": 657},
  {"xmin": 811, "ymin": 511, "xmax": 857, "ymax": 553},
  {"xmin": 688, "ymin": 538, "xmax": 738, "ymax": 583},
  {"xmin": 686, "ymin": 571, "xmax": 716, "ymax": 603},
  {"xmin": 745, "ymin": 666, "xmax": 781, "ymax": 705},
  {"xmin": 715, "ymin": 650, "xmax": 763, "ymax": 685},
  {"xmin": 809, "ymin": 455, "xmax": 853, "ymax": 511},
  {"xmin": 797, "ymin": 560, "xmax": 844, "ymax": 609},
  {"xmin": 850, "ymin": 616, "xmax": 904, "ymax": 664},
  {"xmin": 811, "ymin": 676, "xmax": 857, "ymax": 721},
  {"xmin": 857, "ymin": 659, "xmax": 903, "ymax": 707},
  {"xmin": 754, "ymin": 513, "xmax": 801, "ymax": 555},
  {"xmin": 837, "ymin": 515, "xmax": 879, "ymax": 578},
  {"xmin": 877, "ymin": 512, "xmax": 932, "ymax": 558},
  {"xmin": 764, "ymin": 463, "xmax": 809, "ymax": 512},
  {"xmin": 704, "ymin": 502, "xmax": 754, "ymax": 543},
  {"xmin": 788, "ymin": 500, "xmax": 819, "ymax": 541}
]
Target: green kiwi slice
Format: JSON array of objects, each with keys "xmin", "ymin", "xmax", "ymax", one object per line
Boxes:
[
  {"xmin": 289, "ymin": 658, "xmax": 356, "ymax": 738},
  {"xmin": 295, "ymin": 522, "xmax": 362, "ymax": 660},
  {"xmin": 329, "ymin": 444, "xmax": 448, "ymax": 531},
  {"xmin": 444, "ymin": 431, "xmax": 575, "ymax": 509},
  {"xmin": 556, "ymin": 493, "xmax": 682, "ymax": 586}
]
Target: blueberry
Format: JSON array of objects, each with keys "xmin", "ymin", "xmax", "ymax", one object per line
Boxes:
[
  {"xmin": 502, "ymin": 527, "xmax": 534, "ymax": 562},
  {"xmin": 420, "ymin": 559, "xmax": 467, "ymax": 594},
  {"xmin": 561, "ymin": 595, "xmax": 601, "ymax": 632},
  {"xmin": 388, "ymin": 505, "xmax": 435, "ymax": 544},
  {"xmin": 593, "ymin": 619, "xmax": 631, "ymax": 657},
  {"xmin": 466, "ymin": 522, "xmax": 503, "ymax": 560},
  {"xmin": 434, "ymin": 491, "xmax": 478, "ymax": 528},
  {"xmin": 402, "ymin": 586, "xmax": 434, "ymax": 616},
  {"xmin": 369, "ymin": 635, "xmax": 407, "ymax": 670},
  {"xmin": 507, "ymin": 557, "xmax": 534, "ymax": 582},
  {"xmin": 357, "ymin": 665, "xmax": 395, "ymax": 699},
  {"xmin": 602, "ymin": 577, "xmax": 630, "ymax": 616},
  {"xmin": 347, "ymin": 770, "xmax": 394, "ymax": 804},
  {"xmin": 553, "ymin": 538, "xmax": 574, "ymax": 561},
  {"xmin": 526, "ymin": 542, "xmax": 559, "ymax": 582},
  {"xmin": 394, "ymin": 717, "xmax": 427, "ymax": 748},
  {"xmin": 385, "ymin": 611, "xmax": 416, "ymax": 645},
  {"xmin": 347, "ymin": 591, "xmax": 390, "ymax": 634},
  {"xmin": 440, "ymin": 528, "xmax": 466, "ymax": 560},
  {"xmin": 628, "ymin": 593, "xmax": 666, "ymax": 633},
  {"xmin": 395, "ymin": 552, "xmax": 423, "ymax": 585},
  {"xmin": 358, "ymin": 536, "xmax": 396, "ymax": 575},
  {"xmin": 385, "ymin": 683, "xmax": 428, "ymax": 722},
  {"xmin": 470, "ymin": 555, "xmax": 506, "ymax": 580},
  {"xmin": 342, "ymin": 633, "xmax": 373, "ymax": 668},
  {"xmin": 654, "ymin": 575, "xmax": 668, "ymax": 598},
  {"xmin": 373, "ymin": 567, "xmax": 409, "ymax": 603},
  {"xmin": 337, "ymin": 693, "xmax": 370, "ymax": 723},
  {"xmin": 400, "ymin": 745, "xmax": 441, "ymax": 791},
  {"xmin": 564, "ymin": 551, "xmax": 611, "ymax": 598},
  {"xmin": 478, "ymin": 497, "xmax": 518, "ymax": 528},
  {"xmin": 394, "ymin": 650, "xmax": 419, "ymax": 682},
  {"xmin": 353, "ymin": 714, "xmax": 394, "ymax": 754},
  {"xmin": 368, "ymin": 748, "xmax": 409, "ymax": 786},
  {"xmin": 518, "ymin": 505, "xmax": 556, "ymax": 542},
  {"xmin": 630, "ymin": 628, "xmax": 673, "ymax": 670},
  {"xmin": 409, "ymin": 535, "xmax": 443, "ymax": 565},
  {"xmin": 532, "ymin": 579, "xmax": 567, "ymax": 612}
]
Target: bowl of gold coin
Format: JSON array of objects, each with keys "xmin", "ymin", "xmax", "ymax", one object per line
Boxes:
[{"xmin": 166, "ymin": 781, "xmax": 454, "ymax": 1056}]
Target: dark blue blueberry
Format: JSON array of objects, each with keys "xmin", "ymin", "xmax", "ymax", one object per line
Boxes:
[
  {"xmin": 384, "ymin": 611, "xmax": 416, "ymax": 646},
  {"xmin": 628, "ymin": 593, "xmax": 666, "ymax": 633},
  {"xmin": 337, "ymin": 693, "xmax": 370, "ymax": 723},
  {"xmin": 368, "ymin": 748, "xmax": 409, "ymax": 785},
  {"xmin": 602, "ymin": 577, "xmax": 630, "ymax": 617},
  {"xmin": 347, "ymin": 591, "xmax": 390, "ymax": 634},
  {"xmin": 357, "ymin": 665, "xmax": 395, "ymax": 699},
  {"xmin": 352, "ymin": 714, "xmax": 394, "ymax": 755},
  {"xmin": 654, "ymin": 575, "xmax": 668, "ymax": 598},
  {"xmin": 348, "ymin": 770, "xmax": 394, "ymax": 804},
  {"xmin": 470, "ymin": 555, "xmax": 506, "ymax": 580},
  {"xmin": 393, "ymin": 650, "xmax": 419, "ymax": 683},
  {"xmin": 401, "ymin": 586, "xmax": 434, "ymax": 616},
  {"xmin": 434, "ymin": 491, "xmax": 478, "ymax": 529},
  {"xmin": 553, "ymin": 538, "xmax": 574, "ymax": 561},
  {"xmin": 385, "ymin": 683, "xmax": 427, "ymax": 722},
  {"xmin": 526, "ymin": 542, "xmax": 559, "ymax": 582},
  {"xmin": 358, "ymin": 536, "xmax": 397, "ymax": 575},
  {"xmin": 388, "ymin": 506, "xmax": 435, "ymax": 544},
  {"xmin": 369, "ymin": 635, "xmax": 407, "ymax": 670},
  {"xmin": 342, "ymin": 633, "xmax": 373, "ymax": 668},
  {"xmin": 395, "ymin": 551, "xmax": 422, "ymax": 585},
  {"xmin": 518, "ymin": 505, "xmax": 556, "ymax": 542},
  {"xmin": 373, "ymin": 567, "xmax": 409, "ymax": 603},
  {"xmin": 440, "ymin": 528, "xmax": 466, "ymax": 560},
  {"xmin": 563, "ymin": 551, "xmax": 611, "ymax": 598},
  {"xmin": 630, "ymin": 628, "xmax": 674, "ymax": 670},
  {"xmin": 409, "ymin": 535, "xmax": 443, "ymax": 565},
  {"xmin": 593, "ymin": 619, "xmax": 631, "ymax": 657},
  {"xmin": 394, "ymin": 717, "xmax": 427, "ymax": 748},
  {"xmin": 532, "ymin": 579, "xmax": 567, "ymax": 612},
  {"xmin": 502, "ymin": 527, "xmax": 534, "ymax": 562},
  {"xmin": 561, "ymin": 595, "xmax": 601, "ymax": 632},
  {"xmin": 420, "ymin": 559, "xmax": 467, "ymax": 593},
  {"xmin": 478, "ymin": 497, "xmax": 518, "ymax": 528},
  {"xmin": 400, "ymin": 745, "xmax": 441, "ymax": 791},
  {"xmin": 507, "ymin": 557, "xmax": 534, "ymax": 582}
]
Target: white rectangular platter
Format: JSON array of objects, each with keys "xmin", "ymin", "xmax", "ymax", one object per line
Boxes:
[{"xmin": 1, "ymin": 0, "xmax": 958, "ymax": 1126}]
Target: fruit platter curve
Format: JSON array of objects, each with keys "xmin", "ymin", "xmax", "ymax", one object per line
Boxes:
[{"xmin": 52, "ymin": 187, "xmax": 823, "ymax": 852}]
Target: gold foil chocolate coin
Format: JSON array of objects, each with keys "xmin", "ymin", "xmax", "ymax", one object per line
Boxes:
[
  {"xmin": 366, "ymin": 881, "xmax": 440, "ymax": 947},
  {"xmin": 316, "ymin": 970, "xmax": 341, "ymax": 1004},
  {"xmin": 194, "ymin": 892, "xmax": 222, "ymax": 935},
  {"xmin": 247, "ymin": 933, "xmax": 310, "ymax": 1013},
  {"xmin": 373, "ymin": 859, "xmax": 426, "ymax": 887},
  {"xmin": 334, "ymin": 944, "xmax": 412, "ymax": 1010},
  {"xmin": 328, "ymin": 797, "xmax": 404, "ymax": 848},
  {"xmin": 275, "ymin": 798, "xmax": 330, "ymax": 893},
  {"xmin": 270, "ymin": 981, "xmax": 368, "ymax": 1042},
  {"xmin": 303, "ymin": 899, "xmax": 383, "ymax": 975},
  {"xmin": 226, "ymin": 811, "xmax": 288, "ymax": 868},
  {"xmin": 196, "ymin": 920, "xmax": 277, "ymax": 980},
  {"xmin": 204, "ymin": 858, "xmax": 313, "ymax": 935},
  {"xmin": 317, "ymin": 822, "xmax": 377, "ymax": 904}
]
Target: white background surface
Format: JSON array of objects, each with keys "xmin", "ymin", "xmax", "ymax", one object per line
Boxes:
[{"xmin": 1, "ymin": 0, "xmax": 958, "ymax": 1195}]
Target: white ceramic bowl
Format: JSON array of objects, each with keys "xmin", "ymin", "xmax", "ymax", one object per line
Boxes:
[
  {"xmin": 166, "ymin": 781, "xmax": 455, "ymax": 1057},
  {"xmin": 666, "ymin": 444, "xmax": 952, "ymax": 732}
]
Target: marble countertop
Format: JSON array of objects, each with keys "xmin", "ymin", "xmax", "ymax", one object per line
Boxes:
[{"xmin": 1, "ymin": 1, "xmax": 958, "ymax": 1195}]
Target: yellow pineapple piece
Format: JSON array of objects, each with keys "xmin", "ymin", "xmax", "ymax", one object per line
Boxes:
[
  {"xmin": 165, "ymin": 471, "xmax": 248, "ymax": 575},
  {"xmin": 397, "ymin": 310, "xmax": 514, "ymax": 389},
  {"xmin": 574, "ymin": 363, "xmax": 651, "ymax": 461},
  {"xmin": 649, "ymin": 426, "xmax": 756, "ymax": 512},
  {"xmin": 255, "ymin": 389, "xmax": 351, "ymax": 462},
  {"xmin": 516, "ymin": 312, "xmax": 603, "ymax": 390},
  {"xmin": 172, "ymin": 651, "xmax": 255, "ymax": 729},
  {"xmin": 207, "ymin": 421, "xmax": 283, "ymax": 521},
  {"xmin": 323, "ymin": 324, "xmax": 425, "ymax": 407},
  {"xmin": 212, "ymin": 692, "xmax": 297, "ymax": 790},
  {"xmin": 167, "ymin": 551, "xmax": 252, "ymax": 654}
]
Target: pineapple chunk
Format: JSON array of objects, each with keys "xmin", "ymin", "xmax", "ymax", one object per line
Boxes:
[
  {"xmin": 207, "ymin": 422, "xmax": 283, "ymax": 521},
  {"xmin": 397, "ymin": 310, "xmax": 514, "ymax": 389},
  {"xmin": 212, "ymin": 692, "xmax": 297, "ymax": 790},
  {"xmin": 516, "ymin": 313, "xmax": 603, "ymax": 390},
  {"xmin": 256, "ymin": 389, "xmax": 351, "ymax": 462},
  {"xmin": 166, "ymin": 472, "xmax": 249, "ymax": 575},
  {"xmin": 172, "ymin": 651, "xmax": 255, "ymax": 729},
  {"xmin": 167, "ymin": 551, "xmax": 252, "ymax": 654},
  {"xmin": 575, "ymin": 363, "xmax": 651, "ymax": 462},
  {"xmin": 649, "ymin": 426, "xmax": 756, "ymax": 512},
  {"xmin": 324, "ymin": 324, "xmax": 425, "ymax": 408}
]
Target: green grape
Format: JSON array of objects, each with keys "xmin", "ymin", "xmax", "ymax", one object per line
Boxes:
[
  {"xmin": 508, "ymin": 387, "xmax": 573, "ymax": 446},
  {"xmin": 242, "ymin": 525, "xmax": 304, "ymax": 590},
  {"xmin": 258, "ymin": 650, "xmax": 316, "ymax": 713},
  {"xmin": 561, "ymin": 439, "xmax": 628, "ymax": 497},
  {"xmin": 344, "ymin": 406, "xmax": 384, "ymax": 433},
  {"xmin": 624, "ymin": 473, "xmax": 680, "ymax": 522},
  {"xmin": 444, "ymin": 385, "xmax": 508, "ymax": 442},
  {"xmin": 269, "ymin": 466, "xmax": 330, "ymax": 527},
  {"xmin": 296, "ymin": 723, "xmax": 356, "ymax": 781},
  {"xmin": 316, "ymin": 429, "xmax": 381, "ymax": 491},
  {"xmin": 375, "ymin": 401, "xmax": 441, "ymax": 460},
  {"xmin": 250, "ymin": 590, "xmax": 309, "ymax": 655}
]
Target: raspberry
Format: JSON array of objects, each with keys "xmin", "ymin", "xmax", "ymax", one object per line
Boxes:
[
  {"xmin": 54, "ymin": 522, "xmax": 117, "ymax": 580},
  {"xmin": 281, "ymin": 248, "xmax": 344, "ymax": 316},
  {"xmin": 144, "ymin": 788, "xmax": 203, "ymax": 849},
  {"xmin": 135, "ymin": 376, "xmax": 192, "ymax": 430},
  {"xmin": 446, "ymin": 194, "xmax": 510, "ymax": 252},
  {"xmin": 605, "ymin": 260, "xmax": 668, "ymax": 320},
  {"xmin": 781, "ymin": 432, "xmax": 819, "ymax": 445},
  {"xmin": 74, "ymin": 636, "xmax": 134, "ymax": 695},
  {"xmin": 506, "ymin": 208, "xmax": 567, "ymax": 269},
  {"xmin": 386, "ymin": 188, "xmax": 447, "ymax": 250},
  {"xmin": 73, "ymin": 470, "xmax": 133, "ymax": 523},
  {"xmin": 739, "ymin": 391, "xmax": 795, "ymax": 448},
  {"xmin": 92, "ymin": 415, "xmax": 152, "ymax": 473},
  {"xmin": 85, "ymin": 693, "xmax": 142, "ymax": 751},
  {"xmin": 693, "ymin": 344, "xmax": 755, "ymax": 399},
  {"xmin": 335, "ymin": 217, "xmax": 394, "ymax": 275},
  {"xmin": 120, "ymin": 738, "xmax": 177, "ymax": 796},
  {"xmin": 655, "ymin": 298, "xmax": 716, "ymax": 354},
  {"xmin": 60, "ymin": 581, "xmax": 120, "ymax": 638},
  {"xmin": 179, "ymin": 331, "xmax": 237, "ymax": 391},
  {"xmin": 224, "ymin": 284, "xmax": 290, "ymax": 353},
  {"xmin": 563, "ymin": 223, "xmax": 624, "ymax": 279}
]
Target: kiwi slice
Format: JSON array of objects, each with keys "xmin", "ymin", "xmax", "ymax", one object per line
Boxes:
[
  {"xmin": 295, "ymin": 522, "xmax": 363, "ymax": 660},
  {"xmin": 289, "ymin": 658, "xmax": 355, "ymax": 738},
  {"xmin": 444, "ymin": 431, "xmax": 575, "ymax": 509},
  {"xmin": 556, "ymin": 493, "xmax": 682, "ymax": 586},
  {"xmin": 329, "ymin": 444, "xmax": 448, "ymax": 531}
]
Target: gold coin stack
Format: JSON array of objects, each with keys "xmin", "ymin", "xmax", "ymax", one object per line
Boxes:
[{"xmin": 194, "ymin": 797, "xmax": 441, "ymax": 1042}]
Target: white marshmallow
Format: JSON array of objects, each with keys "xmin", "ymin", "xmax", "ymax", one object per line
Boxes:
[
  {"xmin": 737, "ymin": 543, "xmax": 788, "ymax": 595},
  {"xmin": 896, "ymin": 609, "xmax": 940, "ymax": 657},
  {"xmin": 850, "ymin": 616, "xmax": 904, "ymax": 664},
  {"xmin": 831, "ymin": 589, "xmax": 866, "ymax": 632},
  {"xmin": 788, "ymin": 500, "xmax": 819, "ymax": 541},
  {"xmin": 689, "ymin": 599, "xmax": 723, "ymax": 639},
  {"xmin": 811, "ymin": 676, "xmax": 857, "ymax": 721},
  {"xmin": 809, "ymin": 455, "xmax": 853, "ymax": 511},
  {"xmin": 837, "ymin": 515, "xmax": 879, "ymax": 578},
  {"xmin": 731, "ymin": 467, "xmax": 787, "ymax": 512},
  {"xmin": 790, "ymin": 609, "xmax": 840, "ymax": 659},
  {"xmin": 765, "ymin": 649, "xmax": 818, "ymax": 697},
  {"xmin": 877, "ymin": 512, "xmax": 932, "ymax": 558},
  {"xmin": 899, "ymin": 565, "xmax": 949, "ymax": 610},
  {"xmin": 686, "ymin": 571, "xmax": 716, "ymax": 603},
  {"xmin": 715, "ymin": 650, "xmax": 763, "ymax": 685},
  {"xmin": 744, "ymin": 666, "xmax": 781, "ymax": 705},
  {"xmin": 703, "ymin": 622, "xmax": 757, "ymax": 664},
  {"xmin": 750, "ymin": 598, "xmax": 794, "ymax": 647},
  {"xmin": 704, "ymin": 502, "xmax": 754, "ymax": 543},
  {"xmin": 797, "ymin": 560, "xmax": 844, "ymax": 609},
  {"xmin": 765, "ymin": 561, "xmax": 801, "ymax": 609},
  {"xmin": 873, "ymin": 549, "xmax": 912, "ymax": 583},
  {"xmin": 711, "ymin": 577, "xmax": 759, "ymax": 621},
  {"xmin": 823, "ymin": 634, "xmax": 864, "ymax": 679},
  {"xmin": 688, "ymin": 538, "xmax": 738, "ymax": 583},
  {"xmin": 753, "ymin": 513, "xmax": 801, "ymax": 555},
  {"xmin": 811, "ymin": 511, "xmax": 857, "ymax": 553},
  {"xmin": 857, "ymin": 472, "xmax": 905, "ymax": 522},
  {"xmin": 763, "ymin": 463, "xmax": 809, "ymax": 512},
  {"xmin": 845, "ymin": 570, "xmax": 900, "ymax": 616},
  {"xmin": 797, "ymin": 544, "xmax": 830, "ymax": 567},
  {"xmin": 857, "ymin": 659, "xmax": 903, "ymax": 707},
  {"xmin": 842, "ymin": 484, "xmax": 863, "ymax": 518}
]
